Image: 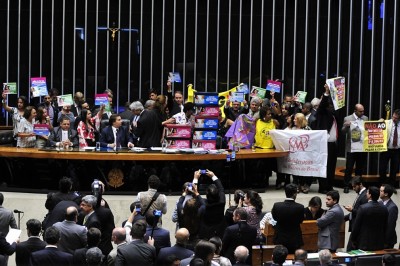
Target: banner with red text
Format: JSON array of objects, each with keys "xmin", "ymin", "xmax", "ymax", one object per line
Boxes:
[
  {"xmin": 270, "ymin": 130, "xmax": 328, "ymax": 177},
  {"xmin": 362, "ymin": 121, "xmax": 388, "ymax": 152}
]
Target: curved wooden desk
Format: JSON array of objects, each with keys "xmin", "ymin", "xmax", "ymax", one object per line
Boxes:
[{"xmin": 0, "ymin": 147, "xmax": 288, "ymax": 161}]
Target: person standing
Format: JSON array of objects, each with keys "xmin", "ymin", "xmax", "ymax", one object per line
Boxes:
[
  {"xmin": 15, "ymin": 219, "xmax": 46, "ymax": 266},
  {"xmin": 271, "ymin": 184, "xmax": 304, "ymax": 253},
  {"xmin": 341, "ymin": 104, "xmax": 368, "ymax": 193},
  {"xmin": 379, "ymin": 184, "xmax": 398, "ymax": 248},
  {"xmin": 350, "ymin": 186, "xmax": 389, "ymax": 250},
  {"xmin": 317, "ymin": 191, "xmax": 344, "ymax": 252},
  {"xmin": 379, "ymin": 109, "xmax": 400, "ymax": 187}
]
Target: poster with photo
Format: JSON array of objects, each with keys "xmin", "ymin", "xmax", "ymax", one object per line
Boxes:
[
  {"xmin": 168, "ymin": 72, "xmax": 182, "ymax": 83},
  {"xmin": 57, "ymin": 94, "xmax": 73, "ymax": 107},
  {"xmin": 250, "ymin": 86, "xmax": 266, "ymax": 99},
  {"xmin": 31, "ymin": 77, "xmax": 48, "ymax": 97},
  {"xmin": 326, "ymin": 77, "xmax": 346, "ymax": 110},
  {"xmin": 2, "ymin": 83, "xmax": 17, "ymax": 94},
  {"xmin": 266, "ymin": 80, "xmax": 282, "ymax": 93}
]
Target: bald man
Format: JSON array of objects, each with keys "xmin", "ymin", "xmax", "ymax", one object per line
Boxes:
[
  {"xmin": 107, "ymin": 227, "xmax": 127, "ymax": 266},
  {"xmin": 53, "ymin": 206, "xmax": 88, "ymax": 254},
  {"xmin": 234, "ymin": 246, "xmax": 250, "ymax": 265},
  {"xmin": 72, "ymin": 91, "xmax": 84, "ymax": 117},
  {"xmin": 157, "ymin": 228, "xmax": 194, "ymax": 265},
  {"xmin": 341, "ymin": 103, "xmax": 368, "ymax": 193}
]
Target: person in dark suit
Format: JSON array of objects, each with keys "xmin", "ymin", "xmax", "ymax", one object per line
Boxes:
[
  {"xmin": 30, "ymin": 226, "xmax": 73, "ymax": 266},
  {"xmin": 271, "ymin": 184, "xmax": 304, "ymax": 254},
  {"xmin": 232, "ymin": 246, "xmax": 250, "ymax": 266},
  {"xmin": 95, "ymin": 205, "xmax": 115, "ymax": 256},
  {"xmin": 48, "ymin": 116, "xmax": 79, "ymax": 147},
  {"xmin": 144, "ymin": 212, "xmax": 171, "ymax": 255},
  {"xmin": 264, "ymin": 245, "xmax": 289, "ymax": 266},
  {"xmin": 317, "ymin": 190, "xmax": 344, "ymax": 252},
  {"xmin": 115, "ymin": 219, "xmax": 156, "ymax": 266},
  {"xmin": 99, "ymin": 114, "xmax": 134, "ymax": 148},
  {"xmin": 38, "ymin": 94, "xmax": 59, "ymax": 127},
  {"xmin": 78, "ymin": 195, "xmax": 101, "ymax": 230},
  {"xmin": 312, "ymin": 84, "xmax": 338, "ymax": 193},
  {"xmin": 341, "ymin": 104, "xmax": 368, "ymax": 193},
  {"xmin": 72, "ymin": 228, "xmax": 102, "ymax": 266},
  {"xmin": 43, "ymin": 200, "xmax": 79, "ymax": 231},
  {"xmin": 133, "ymin": 105, "xmax": 164, "ymax": 148},
  {"xmin": 157, "ymin": 228, "xmax": 194, "ymax": 265},
  {"xmin": 350, "ymin": 186, "xmax": 389, "ymax": 250},
  {"xmin": 379, "ymin": 184, "xmax": 398, "ymax": 248},
  {"xmin": 221, "ymin": 208, "xmax": 257, "ymax": 265},
  {"xmin": 343, "ymin": 176, "xmax": 368, "ymax": 250},
  {"xmin": 15, "ymin": 219, "xmax": 46, "ymax": 266}
]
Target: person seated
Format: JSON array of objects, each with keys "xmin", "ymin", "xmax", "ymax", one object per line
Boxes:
[
  {"xmin": 318, "ymin": 249, "xmax": 338, "ymax": 266},
  {"xmin": 180, "ymin": 240, "xmax": 217, "ymax": 266},
  {"xmin": 209, "ymin": 236, "xmax": 232, "ymax": 266},
  {"xmin": 293, "ymin": 249, "xmax": 308, "ymax": 266},
  {"xmin": 48, "ymin": 116, "xmax": 79, "ymax": 148},
  {"xmin": 264, "ymin": 245, "xmax": 288, "ymax": 266},
  {"xmin": 382, "ymin": 253, "xmax": 396, "ymax": 266},
  {"xmin": 99, "ymin": 114, "xmax": 134, "ymax": 149},
  {"xmin": 233, "ymin": 246, "xmax": 250, "ymax": 266}
]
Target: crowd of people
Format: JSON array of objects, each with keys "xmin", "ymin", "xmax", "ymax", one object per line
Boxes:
[{"xmin": 0, "ymin": 170, "xmax": 398, "ymax": 265}]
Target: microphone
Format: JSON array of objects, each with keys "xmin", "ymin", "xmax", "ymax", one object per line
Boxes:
[{"xmin": 13, "ymin": 209, "xmax": 24, "ymax": 213}]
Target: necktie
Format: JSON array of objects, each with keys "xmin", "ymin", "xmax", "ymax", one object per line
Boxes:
[
  {"xmin": 393, "ymin": 123, "xmax": 398, "ymax": 148},
  {"xmin": 115, "ymin": 128, "xmax": 120, "ymax": 148}
]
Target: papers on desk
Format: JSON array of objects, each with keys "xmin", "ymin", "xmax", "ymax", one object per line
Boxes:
[
  {"xmin": 131, "ymin": 147, "xmax": 147, "ymax": 153},
  {"xmin": 6, "ymin": 228, "xmax": 21, "ymax": 244},
  {"xmin": 83, "ymin": 147, "xmax": 96, "ymax": 151},
  {"xmin": 307, "ymin": 253, "xmax": 320, "ymax": 259},
  {"xmin": 335, "ymin": 250, "xmax": 375, "ymax": 257}
]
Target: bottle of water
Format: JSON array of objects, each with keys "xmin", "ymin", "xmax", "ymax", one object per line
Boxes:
[{"xmin": 162, "ymin": 139, "xmax": 168, "ymax": 153}]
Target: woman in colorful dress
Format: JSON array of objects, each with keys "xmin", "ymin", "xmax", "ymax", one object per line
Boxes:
[{"xmin": 76, "ymin": 105, "xmax": 104, "ymax": 148}]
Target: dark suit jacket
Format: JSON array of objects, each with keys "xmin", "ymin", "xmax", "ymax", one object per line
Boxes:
[
  {"xmin": 384, "ymin": 199, "xmax": 398, "ymax": 247},
  {"xmin": 48, "ymin": 127, "xmax": 79, "ymax": 147},
  {"xmin": 0, "ymin": 233, "xmax": 16, "ymax": 256},
  {"xmin": 350, "ymin": 201, "xmax": 389, "ymax": 250},
  {"xmin": 134, "ymin": 109, "xmax": 163, "ymax": 148},
  {"xmin": 220, "ymin": 221, "xmax": 257, "ymax": 264},
  {"xmin": 15, "ymin": 237, "xmax": 46, "ymax": 266},
  {"xmin": 271, "ymin": 199, "xmax": 304, "ymax": 253},
  {"xmin": 157, "ymin": 244, "xmax": 193, "ymax": 265},
  {"xmin": 96, "ymin": 206, "xmax": 115, "ymax": 256},
  {"xmin": 344, "ymin": 188, "xmax": 368, "ymax": 232},
  {"xmin": 99, "ymin": 125, "xmax": 132, "ymax": 148},
  {"xmin": 30, "ymin": 246, "xmax": 73, "ymax": 266},
  {"xmin": 144, "ymin": 226, "xmax": 171, "ymax": 255},
  {"xmin": 43, "ymin": 201, "xmax": 79, "ymax": 231},
  {"xmin": 82, "ymin": 212, "xmax": 102, "ymax": 231},
  {"xmin": 72, "ymin": 247, "xmax": 89, "ymax": 266},
  {"xmin": 115, "ymin": 240, "xmax": 156, "ymax": 266},
  {"xmin": 311, "ymin": 94, "xmax": 335, "ymax": 131}
]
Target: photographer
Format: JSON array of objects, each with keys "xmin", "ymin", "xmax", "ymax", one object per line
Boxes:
[
  {"xmin": 172, "ymin": 182, "xmax": 196, "ymax": 230},
  {"xmin": 195, "ymin": 169, "xmax": 227, "ymax": 240},
  {"xmin": 143, "ymin": 211, "xmax": 171, "ymax": 255},
  {"xmin": 224, "ymin": 190, "xmax": 245, "ymax": 227}
]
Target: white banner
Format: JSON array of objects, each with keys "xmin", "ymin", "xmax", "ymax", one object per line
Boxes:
[{"xmin": 270, "ymin": 130, "xmax": 328, "ymax": 178}]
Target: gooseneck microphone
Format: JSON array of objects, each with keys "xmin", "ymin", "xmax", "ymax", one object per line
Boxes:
[{"xmin": 13, "ymin": 209, "xmax": 24, "ymax": 213}]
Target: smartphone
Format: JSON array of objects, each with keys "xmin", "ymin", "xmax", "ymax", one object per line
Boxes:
[
  {"xmin": 187, "ymin": 183, "xmax": 193, "ymax": 191},
  {"xmin": 153, "ymin": 210, "xmax": 162, "ymax": 217},
  {"xmin": 135, "ymin": 207, "xmax": 141, "ymax": 212},
  {"xmin": 200, "ymin": 169, "xmax": 207, "ymax": 174}
]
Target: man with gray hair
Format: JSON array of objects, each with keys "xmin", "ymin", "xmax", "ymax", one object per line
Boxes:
[
  {"xmin": 310, "ymin": 97, "xmax": 320, "ymax": 116},
  {"xmin": 79, "ymin": 195, "xmax": 101, "ymax": 230},
  {"xmin": 245, "ymin": 97, "xmax": 261, "ymax": 119},
  {"xmin": 130, "ymin": 101, "xmax": 145, "ymax": 143},
  {"xmin": 86, "ymin": 247, "xmax": 104, "ymax": 266},
  {"xmin": 233, "ymin": 246, "xmax": 249, "ymax": 265},
  {"xmin": 318, "ymin": 249, "xmax": 338, "ymax": 266},
  {"xmin": 144, "ymin": 100, "xmax": 155, "ymax": 110}
]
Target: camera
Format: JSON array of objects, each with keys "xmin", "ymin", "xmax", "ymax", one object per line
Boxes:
[
  {"xmin": 135, "ymin": 206, "xmax": 141, "ymax": 212},
  {"xmin": 238, "ymin": 192, "xmax": 245, "ymax": 200},
  {"xmin": 200, "ymin": 169, "xmax": 207, "ymax": 174},
  {"xmin": 91, "ymin": 179, "xmax": 102, "ymax": 198},
  {"xmin": 153, "ymin": 210, "xmax": 162, "ymax": 217}
]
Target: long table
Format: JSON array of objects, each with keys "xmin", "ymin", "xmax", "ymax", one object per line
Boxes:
[{"xmin": 0, "ymin": 147, "xmax": 288, "ymax": 161}]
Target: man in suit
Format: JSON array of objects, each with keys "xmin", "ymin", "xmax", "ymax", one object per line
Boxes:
[
  {"xmin": 233, "ymin": 246, "xmax": 250, "ymax": 266},
  {"xmin": 0, "ymin": 193, "xmax": 17, "ymax": 234},
  {"xmin": 343, "ymin": 176, "xmax": 368, "ymax": 250},
  {"xmin": 48, "ymin": 116, "xmax": 79, "ymax": 147},
  {"xmin": 317, "ymin": 190, "xmax": 345, "ymax": 252},
  {"xmin": 157, "ymin": 228, "xmax": 193, "ymax": 265},
  {"xmin": 293, "ymin": 249, "xmax": 308, "ymax": 266},
  {"xmin": 115, "ymin": 219, "xmax": 156, "ymax": 265},
  {"xmin": 144, "ymin": 212, "xmax": 171, "ymax": 254},
  {"xmin": 53, "ymin": 206, "xmax": 87, "ymax": 254},
  {"xmin": 379, "ymin": 184, "xmax": 398, "ymax": 248},
  {"xmin": 341, "ymin": 103, "xmax": 369, "ymax": 193},
  {"xmin": 30, "ymin": 226, "xmax": 73, "ymax": 266},
  {"xmin": 271, "ymin": 184, "xmax": 304, "ymax": 254},
  {"xmin": 38, "ymin": 94, "xmax": 59, "ymax": 127},
  {"xmin": 99, "ymin": 114, "xmax": 134, "ymax": 148},
  {"xmin": 221, "ymin": 208, "xmax": 257, "ymax": 265},
  {"xmin": 72, "ymin": 228, "xmax": 102, "ymax": 266},
  {"xmin": 107, "ymin": 227, "xmax": 127, "ymax": 266},
  {"xmin": 79, "ymin": 195, "xmax": 101, "ymax": 230},
  {"xmin": 350, "ymin": 186, "xmax": 389, "ymax": 250},
  {"xmin": 71, "ymin": 91, "xmax": 84, "ymax": 117},
  {"xmin": 379, "ymin": 109, "xmax": 400, "ymax": 187},
  {"xmin": 15, "ymin": 219, "xmax": 46, "ymax": 266}
]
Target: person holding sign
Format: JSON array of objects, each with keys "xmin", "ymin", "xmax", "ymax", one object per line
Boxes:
[
  {"xmin": 16, "ymin": 106, "xmax": 37, "ymax": 148},
  {"xmin": 341, "ymin": 104, "xmax": 368, "ymax": 193},
  {"xmin": 2, "ymin": 92, "xmax": 29, "ymax": 144},
  {"xmin": 379, "ymin": 109, "xmax": 400, "ymax": 187}
]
